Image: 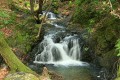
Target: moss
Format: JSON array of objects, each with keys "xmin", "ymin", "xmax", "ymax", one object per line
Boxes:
[
  {"xmin": 99, "ymin": 49, "xmax": 117, "ymax": 69},
  {"xmin": 0, "ymin": 34, "xmax": 35, "ymax": 74},
  {"xmin": 5, "ymin": 72, "xmax": 39, "ymax": 80},
  {"xmin": 90, "ymin": 14, "xmax": 120, "ymax": 79},
  {"xmin": 72, "ymin": 0, "xmax": 110, "ymax": 27},
  {"xmin": 115, "ymin": 63, "xmax": 120, "ymax": 80},
  {"xmin": 105, "ymin": 27, "xmax": 115, "ymax": 41},
  {"xmin": 97, "ymin": 35, "xmax": 107, "ymax": 48},
  {"xmin": 115, "ymin": 77, "xmax": 120, "ymax": 80}
]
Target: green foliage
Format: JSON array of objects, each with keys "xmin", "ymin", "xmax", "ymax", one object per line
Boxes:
[
  {"xmin": 24, "ymin": 1, "xmax": 30, "ymax": 7},
  {"xmin": 73, "ymin": 0, "xmax": 94, "ymax": 24},
  {"xmin": 115, "ymin": 39, "xmax": 120, "ymax": 56},
  {"xmin": 0, "ymin": 9, "xmax": 16, "ymax": 26},
  {"xmin": 51, "ymin": 0, "xmax": 59, "ymax": 13},
  {"xmin": 68, "ymin": 1, "xmax": 73, "ymax": 6},
  {"xmin": 18, "ymin": 0, "xmax": 23, "ymax": 2},
  {"xmin": 0, "ymin": 31, "xmax": 4, "ymax": 37},
  {"xmin": 16, "ymin": 32, "xmax": 25, "ymax": 44},
  {"xmin": 0, "ymin": 11, "xmax": 10, "ymax": 18},
  {"xmin": 0, "ymin": 0, "xmax": 38, "ymax": 55},
  {"xmin": 110, "ymin": 0, "xmax": 119, "ymax": 9},
  {"xmin": 0, "ymin": 10, "xmax": 36, "ymax": 53},
  {"xmin": 87, "ymin": 27, "xmax": 94, "ymax": 34},
  {"xmin": 73, "ymin": 0, "xmax": 111, "ymax": 27},
  {"xmin": 84, "ymin": 47, "xmax": 89, "ymax": 51}
]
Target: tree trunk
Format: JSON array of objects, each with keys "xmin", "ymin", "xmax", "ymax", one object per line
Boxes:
[
  {"xmin": 0, "ymin": 34, "xmax": 35, "ymax": 74},
  {"xmin": 30, "ymin": 0, "xmax": 35, "ymax": 13},
  {"xmin": 36, "ymin": 0, "xmax": 44, "ymax": 24},
  {"xmin": 38, "ymin": 0, "xmax": 43, "ymax": 14}
]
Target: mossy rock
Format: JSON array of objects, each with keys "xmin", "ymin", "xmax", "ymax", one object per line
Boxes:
[
  {"xmin": 115, "ymin": 77, "xmax": 120, "ymax": 80},
  {"xmin": 105, "ymin": 26, "xmax": 115, "ymax": 41},
  {"xmin": 99, "ymin": 49, "xmax": 118, "ymax": 69},
  {"xmin": 5, "ymin": 72, "xmax": 39, "ymax": 80}
]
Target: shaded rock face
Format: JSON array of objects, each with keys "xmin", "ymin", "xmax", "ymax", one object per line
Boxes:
[
  {"xmin": 4, "ymin": 72, "xmax": 39, "ymax": 80},
  {"xmin": 91, "ymin": 27, "xmax": 118, "ymax": 68},
  {"xmin": 90, "ymin": 16, "xmax": 120, "ymax": 79}
]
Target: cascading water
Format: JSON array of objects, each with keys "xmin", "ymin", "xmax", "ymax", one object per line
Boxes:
[
  {"xmin": 42, "ymin": 11, "xmax": 57, "ymax": 20},
  {"xmin": 47, "ymin": 12, "xmax": 57, "ymax": 20},
  {"xmin": 34, "ymin": 33, "xmax": 88, "ymax": 66},
  {"xmin": 32, "ymin": 12, "xmax": 100, "ymax": 80}
]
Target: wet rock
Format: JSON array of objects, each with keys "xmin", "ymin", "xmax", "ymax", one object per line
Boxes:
[
  {"xmin": 49, "ymin": 71, "xmax": 63, "ymax": 80},
  {"xmin": 4, "ymin": 72, "xmax": 39, "ymax": 80},
  {"xmin": 28, "ymin": 64, "xmax": 38, "ymax": 71},
  {"xmin": 40, "ymin": 67, "xmax": 51, "ymax": 80},
  {"xmin": 40, "ymin": 67, "xmax": 63, "ymax": 80},
  {"xmin": 67, "ymin": 23, "xmax": 83, "ymax": 32}
]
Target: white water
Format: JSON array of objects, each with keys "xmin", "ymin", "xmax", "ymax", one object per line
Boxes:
[
  {"xmin": 34, "ymin": 34, "xmax": 88, "ymax": 66},
  {"xmin": 47, "ymin": 12, "xmax": 57, "ymax": 20},
  {"xmin": 43, "ymin": 11, "xmax": 57, "ymax": 20},
  {"xmin": 42, "ymin": 11, "xmax": 64, "ymax": 28},
  {"xmin": 34, "ymin": 12, "xmax": 88, "ymax": 66}
]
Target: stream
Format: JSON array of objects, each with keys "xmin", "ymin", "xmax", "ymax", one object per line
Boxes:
[{"xmin": 31, "ymin": 12, "xmax": 101, "ymax": 80}]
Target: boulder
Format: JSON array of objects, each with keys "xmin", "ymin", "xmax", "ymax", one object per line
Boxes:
[
  {"xmin": 40, "ymin": 67, "xmax": 51, "ymax": 80},
  {"xmin": 4, "ymin": 72, "xmax": 39, "ymax": 80}
]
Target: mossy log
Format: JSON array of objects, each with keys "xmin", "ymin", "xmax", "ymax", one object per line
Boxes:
[{"xmin": 0, "ymin": 34, "xmax": 35, "ymax": 74}]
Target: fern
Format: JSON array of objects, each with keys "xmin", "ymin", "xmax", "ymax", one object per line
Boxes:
[
  {"xmin": 0, "ymin": 10, "xmax": 10, "ymax": 18},
  {"xmin": 115, "ymin": 39, "xmax": 120, "ymax": 56}
]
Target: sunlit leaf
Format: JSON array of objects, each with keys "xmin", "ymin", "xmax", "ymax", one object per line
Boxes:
[{"xmin": 115, "ymin": 39, "xmax": 120, "ymax": 57}]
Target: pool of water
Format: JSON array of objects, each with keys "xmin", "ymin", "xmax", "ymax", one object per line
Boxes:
[{"xmin": 35, "ymin": 64, "xmax": 98, "ymax": 80}]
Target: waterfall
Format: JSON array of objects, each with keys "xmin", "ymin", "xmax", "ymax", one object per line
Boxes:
[
  {"xmin": 34, "ymin": 34, "xmax": 88, "ymax": 66},
  {"xmin": 42, "ymin": 11, "xmax": 57, "ymax": 20},
  {"xmin": 34, "ymin": 12, "xmax": 88, "ymax": 66},
  {"xmin": 47, "ymin": 12, "xmax": 57, "ymax": 20}
]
